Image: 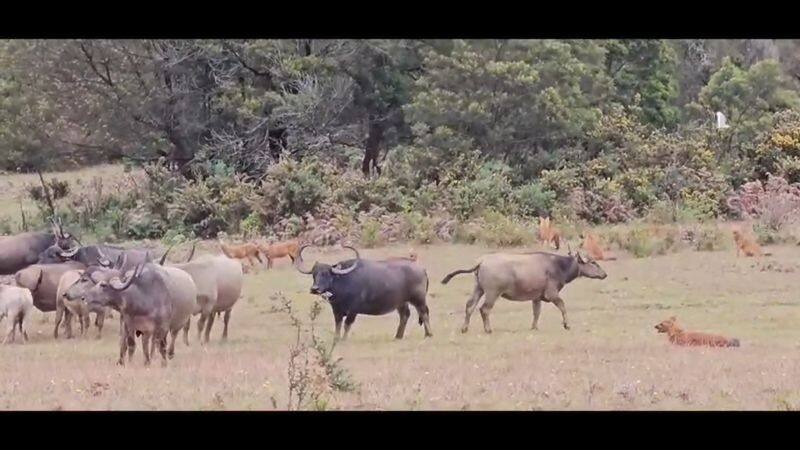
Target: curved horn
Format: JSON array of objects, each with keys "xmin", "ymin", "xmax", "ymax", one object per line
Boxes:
[
  {"xmin": 331, "ymin": 259, "xmax": 359, "ymax": 275},
  {"xmin": 342, "ymin": 245, "xmax": 360, "ymax": 260},
  {"xmin": 58, "ymin": 245, "xmax": 81, "ymax": 258},
  {"xmin": 114, "ymin": 254, "xmax": 128, "ymax": 271},
  {"xmin": 110, "ymin": 264, "xmax": 143, "ymax": 291},
  {"xmin": 159, "ymin": 243, "xmax": 177, "ymax": 266},
  {"xmin": 96, "ymin": 247, "xmax": 112, "ymax": 267},
  {"xmin": 185, "ymin": 240, "xmax": 198, "ymax": 263},
  {"xmin": 330, "ymin": 246, "xmax": 360, "ymax": 275},
  {"xmin": 295, "ymin": 244, "xmax": 314, "ymax": 275}
]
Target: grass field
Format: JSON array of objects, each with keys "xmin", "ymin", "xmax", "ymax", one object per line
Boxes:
[
  {"xmin": 2, "ymin": 166, "xmax": 800, "ymax": 410},
  {"xmin": 0, "ymin": 165, "xmax": 130, "ymax": 230},
  {"xmin": 2, "ymin": 241, "xmax": 800, "ymax": 410}
]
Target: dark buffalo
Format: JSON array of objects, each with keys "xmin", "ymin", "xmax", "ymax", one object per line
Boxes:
[
  {"xmin": 296, "ymin": 246, "xmax": 432, "ymax": 340},
  {"xmin": 37, "ymin": 244, "xmax": 155, "ymax": 272},
  {"xmin": 0, "ymin": 218, "xmax": 75, "ymax": 275}
]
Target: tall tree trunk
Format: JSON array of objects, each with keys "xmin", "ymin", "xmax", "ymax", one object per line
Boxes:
[{"xmin": 362, "ymin": 117, "xmax": 384, "ymax": 178}]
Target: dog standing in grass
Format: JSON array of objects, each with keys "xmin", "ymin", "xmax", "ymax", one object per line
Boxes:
[
  {"xmin": 655, "ymin": 316, "xmax": 740, "ymax": 347},
  {"xmin": 732, "ymin": 228, "xmax": 771, "ymax": 257},
  {"xmin": 538, "ymin": 217, "xmax": 561, "ymax": 250}
]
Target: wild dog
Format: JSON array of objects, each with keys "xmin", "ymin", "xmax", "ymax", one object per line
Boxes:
[
  {"xmin": 654, "ymin": 316, "xmax": 740, "ymax": 347},
  {"xmin": 732, "ymin": 228, "xmax": 771, "ymax": 257},
  {"xmin": 257, "ymin": 239, "xmax": 301, "ymax": 269},
  {"xmin": 219, "ymin": 241, "xmax": 263, "ymax": 269},
  {"xmin": 538, "ymin": 217, "xmax": 561, "ymax": 250},
  {"xmin": 580, "ymin": 232, "xmax": 616, "ymax": 261}
]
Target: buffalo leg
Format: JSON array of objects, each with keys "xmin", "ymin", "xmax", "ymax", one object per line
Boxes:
[
  {"xmin": 552, "ymin": 298, "xmax": 569, "ymax": 330},
  {"xmin": 118, "ymin": 326, "xmax": 129, "ymax": 366},
  {"xmin": 3, "ymin": 321, "xmax": 15, "ymax": 344},
  {"xmin": 267, "ymin": 257, "xmax": 273, "ymax": 269},
  {"xmin": 95, "ymin": 312, "xmax": 105, "ymax": 339},
  {"xmin": 222, "ymin": 309, "xmax": 231, "ymax": 341},
  {"xmin": 54, "ymin": 300, "xmax": 65, "ymax": 339},
  {"xmin": 461, "ymin": 285, "xmax": 484, "ymax": 334},
  {"xmin": 333, "ymin": 313, "xmax": 344, "ymax": 340},
  {"xmin": 204, "ymin": 312, "xmax": 216, "ymax": 343},
  {"xmin": 183, "ymin": 317, "xmax": 190, "ymax": 346},
  {"xmin": 531, "ymin": 299, "xmax": 542, "ymax": 330},
  {"xmin": 543, "ymin": 285, "xmax": 569, "ymax": 330},
  {"xmin": 196, "ymin": 313, "xmax": 207, "ymax": 343},
  {"xmin": 343, "ymin": 314, "xmax": 357, "ymax": 340},
  {"xmin": 64, "ymin": 310, "xmax": 74, "ymax": 339},
  {"xmin": 169, "ymin": 329, "xmax": 178, "ymax": 359},
  {"xmin": 18, "ymin": 316, "xmax": 28, "ymax": 342},
  {"xmin": 395, "ymin": 304, "xmax": 411, "ymax": 339},
  {"xmin": 411, "ymin": 302, "xmax": 433, "ymax": 338},
  {"xmin": 141, "ymin": 333, "xmax": 152, "ymax": 367},
  {"xmin": 158, "ymin": 331, "xmax": 169, "ymax": 367},
  {"xmin": 479, "ymin": 291, "xmax": 499, "ymax": 334}
]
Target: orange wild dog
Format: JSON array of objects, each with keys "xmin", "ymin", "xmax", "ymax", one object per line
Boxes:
[
  {"xmin": 538, "ymin": 217, "xmax": 561, "ymax": 250},
  {"xmin": 219, "ymin": 241, "xmax": 263, "ymax": 268},
  {"xmin": 732, "ymin": 228, "xmax": 771, "ymax": 257},
  {"xmin": 257, "ymin": 239, "xmax": 301, "ymax": 269},
  {"xmin": 654, "ymin": 316, "xmax": 740, "ymax": 348},
  {"xmin": 580, "ymin": 232, "xmax": 616, "ymax": 261},
  {"xmin": 382, "ymin": 249, "xmax": 418, "ymax": 262}
]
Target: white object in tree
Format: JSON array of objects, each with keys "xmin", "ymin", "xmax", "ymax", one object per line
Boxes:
[{"xmin": 715, "ymin": 111, "xmax": 730, "ymax": 129}]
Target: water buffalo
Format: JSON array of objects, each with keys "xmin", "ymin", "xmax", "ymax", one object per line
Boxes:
[
  {"xmin": 167, "ymin": 253, "xmax": 243, "ymax": 344},
  {"xmin": 54, "ymin": 269, "xmax": 113, "ymax": 339},
  {"xmin": 0, "ymin": 218, "xmax": 75, "ymax": 275},
  {"xmin": 296, "ymin": 246, "xmax": 432, "ymax": 340},
  {"xmin": 0, "ymin": 284, "xmax": 34, "ymax": 344},
  {"xmin": 38, "ymin": 243, "xmax": 153, "ymax": 272},
  {"xmin": 82, "ymin": 262, "xmax": 196, "ymax": 367},
  {"xmin": 15, "ymin": 261, "xmax": 86, "ymax": 313},
  {"xmin": 441, "ymin": 250, "xmax": 607, "ymax": 333}
]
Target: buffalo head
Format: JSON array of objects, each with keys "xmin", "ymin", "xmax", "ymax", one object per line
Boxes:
[
  {"xmin": 575, "ymin": 252, "xmax": 607, "ymax": 279},
  {"xmin": 84, "ymin": 263, "xmax": 144, "ymax": 308},
  {"xmin": 295, "ymin": 245, "xmax": 360, "ymax": 299}
]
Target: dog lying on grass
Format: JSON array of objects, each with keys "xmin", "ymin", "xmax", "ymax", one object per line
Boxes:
[{"xmin": 655, "ymin": 316, "xmax": 740, "ymax": 348}]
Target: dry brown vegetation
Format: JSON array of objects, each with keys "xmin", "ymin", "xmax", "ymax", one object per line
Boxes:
[{"xmin": 2, "ymin": 241, "xmax": 800, "ymax": 410}]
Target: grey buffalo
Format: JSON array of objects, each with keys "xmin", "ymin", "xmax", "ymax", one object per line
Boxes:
[
  {"xmin": 296, "ymin": 246, "xmax": 432, "ymax": 340},
  {"xmin": 441, "ymin": 250, "xmax": 607, "ymax": 333},
  {"xmin": 0, "ymin": 218, "xmax": 75, "ymax": 275},
  {"xmin": 82, "ymin": 262, "xmax": 196, "ymax": 367}
]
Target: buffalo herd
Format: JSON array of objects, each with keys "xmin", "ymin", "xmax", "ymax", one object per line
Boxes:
[{"xmin": 0, "ymin": 218, "xmax": 608, "ymax": 366}]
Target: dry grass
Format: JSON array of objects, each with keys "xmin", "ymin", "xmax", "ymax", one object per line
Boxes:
[
  {"xmin": 2, "ymin": 166, "xmax": 800, "ymax": 410},
  {"xmin": 0, "ymin": 164, "xmax": 131, "ymax": 229},
  {"xmin": 1, "ymin": 241, "xmax": 800, "ymax": 410}
]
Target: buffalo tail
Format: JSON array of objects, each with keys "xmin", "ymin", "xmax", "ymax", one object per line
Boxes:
[{"xmin": 441, "ymin": 265, "xmax": 480, "ymax": 284}]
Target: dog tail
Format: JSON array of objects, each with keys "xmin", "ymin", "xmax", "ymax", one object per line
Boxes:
[{"xmin": 728, "ymin": 338, "xmax": 740, "ymax": 347}]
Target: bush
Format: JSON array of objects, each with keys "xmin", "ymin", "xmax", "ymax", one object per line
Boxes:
[
  {"xmin": 514, "ymin": 182, "xmax": 556, "ymax": 218},
  {"xmin": 693, "ymin": 226, "xmax": 728, "ymax": 251},
  {"xmin": 359, "ymin": 217, "xmax": 382, "ymax": 248}
]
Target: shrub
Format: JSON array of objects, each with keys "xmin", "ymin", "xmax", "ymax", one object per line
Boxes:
[
  {"xmin": 359, "ymin": 217, "xmax": 382, "ymax": 248},
  {"xmin": 693, "ymin": 225, "xmax": 728, "ymax": 251},
  {"xmin": 514, "ymin": 182, "xmax": 556, "ymax": 218}
]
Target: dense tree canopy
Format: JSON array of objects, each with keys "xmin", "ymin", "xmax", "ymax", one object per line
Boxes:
[{"xmin": 4, "ymin": 39, "xmax": 800, "ymax": 235}]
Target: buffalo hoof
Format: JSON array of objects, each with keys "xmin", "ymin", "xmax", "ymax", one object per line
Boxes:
[
  {"xmin": 424, "ymin": 333, "xmax": 433, "ymax": 338},
  {"xmin": 460, "ymin": 326, "xmax": 469, "ymax": 334},
  {"xmin": 116, "ymin": 359, "xmax": 125, "ymax": 366},
  {"xmin": 563, "ymin": 324, "xmax": 571, "ymax": 330}
]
